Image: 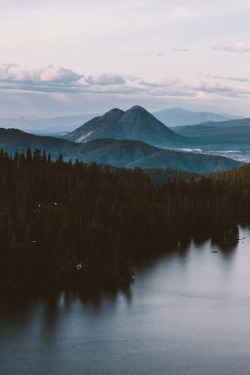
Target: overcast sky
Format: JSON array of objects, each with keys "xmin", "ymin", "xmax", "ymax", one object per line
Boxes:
[{"xmin": 1, "ymin": 0, "xmax": 250, "ymax": 118}]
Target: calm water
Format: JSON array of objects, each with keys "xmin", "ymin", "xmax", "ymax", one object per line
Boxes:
[{"xmin": 1, "ymin": 226, "xmax": 250, "ymax": 375}]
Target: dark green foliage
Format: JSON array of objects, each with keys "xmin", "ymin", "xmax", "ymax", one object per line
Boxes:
[
  {"xmin": 141, "ymin": 167, "xmax": 206, "ymax": 182},
  {"xmin": 0, "ymin": 149, "xmax": 249, "ymax": 289}
]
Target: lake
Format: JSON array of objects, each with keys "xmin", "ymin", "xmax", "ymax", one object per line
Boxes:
[{"xmin": 1, "ymin": 226, "xmax": 250, "ymax": 375}]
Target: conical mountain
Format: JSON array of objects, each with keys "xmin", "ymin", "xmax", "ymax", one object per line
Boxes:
[{"xmin": 64, "ymin": 105, "xmax": 183, "ymax": 146}]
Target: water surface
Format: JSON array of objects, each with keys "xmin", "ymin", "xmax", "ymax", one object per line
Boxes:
[{"xmin": 1, "ymin": 226, "xmax": 250, "ymax": 375}]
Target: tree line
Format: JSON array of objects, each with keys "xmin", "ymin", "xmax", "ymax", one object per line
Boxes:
[{"xmin": 0, "ymin": 148, "xmax": 249, "ymax": 289}]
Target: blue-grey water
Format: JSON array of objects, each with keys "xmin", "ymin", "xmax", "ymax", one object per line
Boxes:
[{"xmin": 1, "ymin": 226, "xmax": 250, "ymax": 375}]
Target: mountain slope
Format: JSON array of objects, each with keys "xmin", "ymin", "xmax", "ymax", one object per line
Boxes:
[
  {"xmin": 64, "ymin": 105, "xmax": 183, "ymax": 147},
  {"xmin": 173, "ymin": 117, "xmax": 250, "ymax": 141},
  {"xmin": 0, "ymin": 128, "xmax": 82, "ymax": 161},
  {"xmin": 153, "ymin": 108, "xmax": 240, "ymax": 127},
  {"xmin": 75, "ymin": 139, "xmax": 241, "ymax": 171},
  {"xmin": 126, "ymin": 149, "xmax": 240, "ymax": 172},
  {"xmin": 168, "ymin": 117, "xmax": 250, "ymax": 162},
  {"xmin": 0, "ymin": 129, "xmax": 241, "ymax": 172}
]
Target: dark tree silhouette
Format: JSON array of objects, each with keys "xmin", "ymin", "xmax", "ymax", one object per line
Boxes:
[{"xmin": 0, "ymin": 148, "xmax": 248, "ymax": 289}]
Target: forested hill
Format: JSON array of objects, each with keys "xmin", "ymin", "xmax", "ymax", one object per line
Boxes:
[
  {"xmin": 0, "ymin": 128, "xmax": 241, "ymax": 172},
  {"xmin": 0, "ymin": 149, "xmax": 249, "ymax": 289}
]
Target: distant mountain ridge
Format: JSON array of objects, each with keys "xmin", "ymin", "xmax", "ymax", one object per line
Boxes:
[
  {"xmin": 0, "ymin": 128, "xmax": 241, "ymax": 172},
  {"xmin": 170, "ymin": 117, "xmax": 250, "ymax": 162},
  {"xmin": 173, "ymin": 117, "xmax": 250, "ymax": 140},
  {"xmin": 0, "ymin": 114, "xmax": 102, "ymax": 135},
  {"xmin": 153, "ymin": 108, "xmax": 241, "ymax": 127},
  {"xmin": 64, "ymin": 105, "xmax": 183, "ymax": 147},
  {"xmin": 0, "ymin": 107, "xmax": 242, "ymax": 135}
]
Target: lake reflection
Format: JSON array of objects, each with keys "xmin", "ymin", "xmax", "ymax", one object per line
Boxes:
[{"xmin": 1, "ymin": 226, "xmax": 250, "ymax": 375}]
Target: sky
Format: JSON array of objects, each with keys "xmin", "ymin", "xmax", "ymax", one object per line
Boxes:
[{"xmin": 1, "ymin": 0, "xmax": 250, "ymax": 118}]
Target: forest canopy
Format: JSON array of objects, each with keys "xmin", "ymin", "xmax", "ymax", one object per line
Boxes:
[{"xmin": 0, "ymin": 148, "xmax": 249, "ymax": 289}]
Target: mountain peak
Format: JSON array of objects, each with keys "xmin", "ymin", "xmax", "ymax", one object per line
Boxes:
[
  {"xmin": 106, "ymin": 108, "xmax": 123, "ymax": 114},
  {"xmin": 122, "ymin": 105, "xmax": 153, "ymax": 122},
  {"xmin": 127, "ymin": 105, "xmax": 149, "ymax": 114},
  {"xmin": 129, "ymin": 105, "xmax": 145, "ymax": 110},
  {"xmin": 65, "ymin": 105, "xmax": 182, "ymax": 146},
  {"xmin": 101, "ymin": 108, "xmax": 124, "ymax": 122}
]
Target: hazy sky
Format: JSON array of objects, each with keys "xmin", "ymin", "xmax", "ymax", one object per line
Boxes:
[{"xmin": 1, "ymin": 0, "xmax": 250, "ymax": 118}]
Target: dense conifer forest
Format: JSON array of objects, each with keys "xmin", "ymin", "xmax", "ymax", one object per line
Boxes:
[{"xmin": 0, "ymin": 148, "xmax": 249, "ymax": 289}]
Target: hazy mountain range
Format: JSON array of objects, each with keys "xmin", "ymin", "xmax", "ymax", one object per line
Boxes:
[
  {"xmin": 0, "ymin": 114, "xmax": 101, "ymax": 135},
  {"xmin": 0, "ymin": 107, "xmax": 240, "ymax": 135},
  {"xmin": 0, "ymin": 104, "xmax": 248, "ymax": 181},
  {"xmin": 153, "ymin": 108, "xmax": 240, "ymax": 127}
]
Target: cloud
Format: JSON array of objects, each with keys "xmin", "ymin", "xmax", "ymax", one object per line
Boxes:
[
  {"xmin": 142, "ymin": 48, "xmax": 190, "ymax": 57},
  {"xmin": 139, "ymin": 77, "xmax": 181, "ymax": 88},
  {"xmin": 184, "ymin": 78, "xmax": 250, "ymax": 98},
  {"xmin": 0, "ymin": 65, "xmax": 135, "ymax": 93},
  {"xmin": 139, "ymin": 76, "xmax": 250, "ymax": 99},
  {"xmin": 143, "ymin": 50, "xmax": 167, "ymax": 57},
  {"xmin": 170, "ymin": 48, "xmax": 190, "ymax": 52},
  {"xmin": 0, "ymin": 65, "xmax": 86, "ymax": 94},
  {"xmin": 0, "ymin": 64, "xmax": 83, "ymax": 84},
  {"xmin": 86, "ymin": 74, "xmax": 126, "ymax": 86},
  {"xmin": 0, "ymin": 64, "xmax": 250, "ymax": 102},
  {"xmin": 213, "ymin": 42, "xmax": 250, "ymax": 53},
  {"xmin": 206, "ymin": 74, "xmax": 250, "ymax": 83},
  {"xmin": 157, "ymin": 51, "xmax": 165, "ymax": 56}
]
